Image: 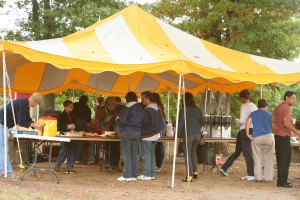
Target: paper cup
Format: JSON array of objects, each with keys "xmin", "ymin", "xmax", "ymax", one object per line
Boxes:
[{"xmin": 292, "ymin": 118, "xmax": 296, "ymax": 124}]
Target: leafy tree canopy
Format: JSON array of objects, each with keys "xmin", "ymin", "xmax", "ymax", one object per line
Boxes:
[{"xmin": 151, "ymin": 0, "xmax": 300, "ymax": 60}]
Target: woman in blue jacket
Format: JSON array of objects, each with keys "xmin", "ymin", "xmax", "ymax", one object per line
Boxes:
[{"xmin": 117, "ymin": 92, "xmax": 144, "ymax": 181}]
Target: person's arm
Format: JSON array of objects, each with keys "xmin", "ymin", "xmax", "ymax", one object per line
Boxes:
[
  {"xmin": 245, "ymin": 117, "xmax": 253, "ymax": 140},
  {"xmin": 283, "ymin": 117, "xmax": 300, "ymax": 137},
  {"xmin": 235, "ymin": 105, "xmax": 244, "ymax": 126}
]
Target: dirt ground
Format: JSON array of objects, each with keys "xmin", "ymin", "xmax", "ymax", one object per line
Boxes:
[{"xmin": 1, "ymin": 143, "xmax": 300, "ymax": 200}]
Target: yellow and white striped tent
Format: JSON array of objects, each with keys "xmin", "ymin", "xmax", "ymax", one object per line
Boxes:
[{"xmin": 1, "ymin": 5, "xmax": 300, "ymax": 95}]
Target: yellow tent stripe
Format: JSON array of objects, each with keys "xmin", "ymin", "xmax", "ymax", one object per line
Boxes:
[
  {"xmin": 12, "ymin": 62, "xmax": 46, "ymax": 91},
  {"xmin": 201, "ymin": 40, "xmax": 275, "ymax": 74},
  {"xmin": 64, "ymin": 30, "xmax": 114, "ymax": 62},
  {"xmin": 122, "ymin": 6, "xmax": 190, "ymax": 63},
  {"xmin": 64, "ymin": 69, "xmax": 90, "ymax": 85}
]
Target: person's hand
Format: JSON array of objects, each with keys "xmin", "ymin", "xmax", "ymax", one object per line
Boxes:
[
  {"xmin": 67, "ymin": 124, "xmax": 75, "ymax": 130},
  {"xmin": 105, "ymin": 116, "xmax": 112, "ymax": 123},
  {"xmin": 33, "ymin": 123, "xmax": 43, "ymax": 131},
  {"xmin": 247, "ymin": 134, "xmax": 253, "ymax": 140}
]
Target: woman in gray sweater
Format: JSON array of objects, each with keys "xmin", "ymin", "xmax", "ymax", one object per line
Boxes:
[{"xmin": 178, "ymin": 92, "xmax": 204, "ymax": 182}]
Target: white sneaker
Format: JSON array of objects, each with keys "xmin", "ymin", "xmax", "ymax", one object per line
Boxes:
[
  {"xmin": 151, "ymin": 177, "xmax": 155, "ymax": 180},
  {"xmin": 137, "ymin": 175, "xmax": 152, "ymax": 180},
  {"xmin": 117, "ymin": 176, "xmax": 132, "ymax": 182},
  {"xmin": 131, "ymin": 178, "xmax": 137, "ymax": 181},
  {"xmin": 242, "ymin": 176, "xmax": 255, "ymax": 181}
]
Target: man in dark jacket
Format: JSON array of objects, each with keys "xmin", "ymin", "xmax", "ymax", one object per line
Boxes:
[
  {"xmin": 137, "ymin": 91, "xmax": 162, "ymax": 181},
  {"xmin": 55, "ymin": 100, "xmax": 76, "ymax": 174},
  {"xmin": 0, "ymin": 93, "xmax": 43, "ymax": 179},
  {"xmin": 117, "ymin": 92, "xmax": 144, "ymax": 181}
]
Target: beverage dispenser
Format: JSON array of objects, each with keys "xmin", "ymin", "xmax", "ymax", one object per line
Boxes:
[
  {"xmin": 202, "ymin": 114, "xmax": 210, "ymax": 137},
  {"xmin": 210, "ymin": 114, "xmax": 222, "ymax": 138},
  {"xmin": 221, "ymin": 115, "xmax": 231, "ymax": 138}
]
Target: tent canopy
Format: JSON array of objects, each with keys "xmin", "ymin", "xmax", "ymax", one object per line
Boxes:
[{"xmin": 1, "ymin": 5, "xmax": 300, "ymax": 95}]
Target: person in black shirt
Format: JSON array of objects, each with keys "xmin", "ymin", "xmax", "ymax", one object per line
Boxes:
[{"xmin": 55, "ymin": 100, "xmax": 76, "ymax": 174}]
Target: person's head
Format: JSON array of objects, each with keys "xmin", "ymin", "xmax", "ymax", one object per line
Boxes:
[
  {"xmin": 182, "ymin": 92, "xmax": 196, "ymax": 108},
  {"xmin": 63, "ymin": 100, "xmax": 73, "ymax": 113},
  {"xmin": 105, "ymin": 96, "xmax": 116, "ymax": 110},
  {"xmin": 79, "ymin": 95, "xmax": 88, "ymax": 104},
  {"xmin": 141, "ymin": 91, "xmax": 154, "ymax": 106},
  {"xmin": 152, "ymin": 92, "xmax": 162, "ymax": 105},
  {"xmin": 115, "ymin": 96, "xmax": 122, "ymax": 104},
  {"xmin": 239, "ymin": 89, "xmax": 250, "ymax": 103},
  {"xmin": 283, "ymin": 91, "xmax": 297, "ymax": 106},
  {"xmin": 97, "ymin": 96, "xmax": 105, "ymax": 105},
  {"xmin": 257, "ymin": 99, "xmax": 268, "ymax": 109},
  {"xmin": 28, "ymin": 93, "xmax": 43, "ymax": 107},
  {"xmin": 125, "ymin": 91, "xmax": 138, "ymax": 103}
]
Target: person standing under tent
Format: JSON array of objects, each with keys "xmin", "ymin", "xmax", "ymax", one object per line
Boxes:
[
  {"xmin": 245, "ymin": 99, "xmax": 274, "ymax": 183},
  {"xmin": 220, "ymin": 89, "xmax": 257, "ymax": 181},
  {"xmin": 152, "ymin": 92, "xmax": 166, "ymax": 172},
  {"xmin": 273, "ymin": 91, "xmax": 300, "ymax": 188},
  {"xmin": 55, "ymin": 100, "xmax": 76, "ymax": 174},
  {"xmin": 73, "ymin": 95, "xmax": 91, "ymax": 164},
  {"xmin": 117, "ymin": 92, "xmax": 144, "ymax": 181},
  {"xmin": 87, "ymin": 96, "xmax": 105, "ymax": 165},
  {"xmin": 98, "ymin": 97, "xmax": 121, "ymax": 171},
  {"xmin": 138, "ymin": 91, "xmax": 162, "ymax": 180},
  {"xmin": 177, "ymin": 92, "xmax": 203, "ymax": 182},
  {"xmin": 0, "ymin": 93, "xmax": 43, "ymax": 179}
]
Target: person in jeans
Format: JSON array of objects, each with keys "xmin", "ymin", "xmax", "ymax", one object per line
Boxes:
[
  {"xmin": 245, "ymin": 99, "xmax": 274, "ymax": 183},
  {"xmin": 0, "ymin": 93, "xmax": 43, "ymax": 179},
  {"xmin": 138, "ymin": 91, "xmax": 163, "ymax": 180},
  {"xmin": 56, "ymin": 100, "xmax": 76, "ymax": 174},
  {"xmin": 152, "ymin": 92, "xmax": 166, "ymax": 172},
  {"xmin": 273, "ymin": 91, "xmax": 300, "ymax": 188},
  {"xmin": 117, "ymin": 92, "xmax": 144, "ymax": 181},
  {"xmin": 220, "ymin": 89, "xmax": 257, "ymax": 181},
  {"xmin": 177, "ymin": 92, "xmax": 203, "ymax": 182}
]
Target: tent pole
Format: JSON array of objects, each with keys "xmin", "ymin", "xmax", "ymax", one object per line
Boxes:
[
  {"xmin": 2, "ymin": 37, "xmax": 8, "ymax": 177},
  {"xmin": 171, "ymin": 74, "xmax": 182, "ymax": 189}
]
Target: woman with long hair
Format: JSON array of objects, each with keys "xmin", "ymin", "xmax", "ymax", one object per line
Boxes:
[{"xmin": 178, "ymin": 92, "xmax": 204, "ymax": 182}]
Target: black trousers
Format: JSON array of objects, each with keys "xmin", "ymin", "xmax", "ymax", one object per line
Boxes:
[
  {"xmin": 105, "ymin": 141, "xmax": 120, "ymax": 167},
  {"xmin": 221, "ymin": 129, "xmax": 254, "ymax": 176},
  {"xmin": 155, "ymin": 142, "xmax": 165, "ymax": 168},
  {"xmin": 275, "ymin": 135, "xmax": 291, "ymax": 185}
]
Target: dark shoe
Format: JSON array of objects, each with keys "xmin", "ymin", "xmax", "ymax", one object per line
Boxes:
[
  {"xmin": 182, "ymin": 176, "xmax": 193, "ymax": 182},
  {"xmin": 65, "ymin": 168, "xmax": 76, "ymax": 174},
  {"xmin": 277, "ymin": 183, "xmax": 293, "ymax": 188},
  {"xmin": 193, "ymin": 173, "xmax": 198, "ymax": 179}
]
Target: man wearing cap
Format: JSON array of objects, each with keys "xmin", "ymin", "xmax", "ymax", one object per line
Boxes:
[{"xmin": 0, "ymin": 93, "xmax": 43, "ymax": 179}]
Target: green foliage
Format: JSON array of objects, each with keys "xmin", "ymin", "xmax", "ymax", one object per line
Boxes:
[
  {"xmin": 6, "ymin": 0, "xmax": 127, "ymax": 40},
  {"xmin": 150, "ymin": 0, "xmax": 300, "ymax": 59}
]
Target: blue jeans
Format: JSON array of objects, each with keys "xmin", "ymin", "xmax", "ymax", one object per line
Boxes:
[
  {"xmin": 141, "ymin": 140, "xmax": 157, "ymax": 177},
  {"xmin": 120, "ymin": 131, "xmax": 140, "ymax": 178},
  {"xmin": 56, "ymin": 141, "xmax": 75, "ymax": 169},
  {"xmin": 0, "ymin": 124, "xmax": 13, "ymax": 174}
]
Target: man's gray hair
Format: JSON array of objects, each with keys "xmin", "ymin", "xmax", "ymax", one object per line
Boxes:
[{"xmin": 29, "ymin": 93, "xmax": 43, "ymax": 105}]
